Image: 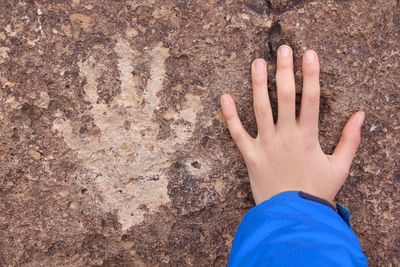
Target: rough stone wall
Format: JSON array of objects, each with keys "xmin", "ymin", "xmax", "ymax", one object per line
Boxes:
[{"xmin": 0, "ymin": 0, "xmax": 399, "ymax": 266}]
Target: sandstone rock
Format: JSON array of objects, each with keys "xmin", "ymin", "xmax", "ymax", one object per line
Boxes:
[{"xmin": 0, "ymin": 0, "xmax": 398, "ymax": 266}]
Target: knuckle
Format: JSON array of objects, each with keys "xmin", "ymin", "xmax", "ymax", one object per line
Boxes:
[
  {"xmin": 254, "ymin": 105, "xmax": 269, "ymax": 118},
  {"xmin": 343, "ymin": 132, "xmax": 360, "ymax": 147},
  {"xmin": 278, "ymin": 60, "xmax": 293, "ymax": 69},
  {"xmin": 280, "ymin": 90, "xmax": 295, "ymax": 102},
  {"xmin": 244, "ymin": 150, "xmax": 257, "ymax": 164},
  {"xmin": 230, "ymin": 129, "xmax": 245, "ymax": 143},
  {"xmin": 303, "ymin": 67, "xmax": 319, "ymax": 76},
  {"xmin": 303, "ymin": 91, "xmax": 320, "ymax": 105}
]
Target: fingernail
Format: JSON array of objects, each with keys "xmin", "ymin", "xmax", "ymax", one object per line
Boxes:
[
  {"xmin": 220, "ymin": 95, "xmax": 229, "ymax": 107},
  {"xmin": 254, "ymin": 59, "xmax": 266, "ymax": 72},
  {"xmin": 356, "ymin": 111, "xmax": 365, "ymax": 127},
  {"xmin": 305, "ymin": 50, "xmax": 315, "ymax": 63},
  {"xmin": 279, "ymin": 45, "xmax": 290, "ymax": 57}
]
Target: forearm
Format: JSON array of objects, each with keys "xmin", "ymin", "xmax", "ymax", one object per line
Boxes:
[{"xmin": 228, "ymin": 191, "xmax": 368, "ymax": 267}]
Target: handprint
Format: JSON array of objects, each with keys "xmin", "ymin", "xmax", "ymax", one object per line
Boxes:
[{"xmin": 53, "ymin": 38, "xmax": 203, "ymax": 231}]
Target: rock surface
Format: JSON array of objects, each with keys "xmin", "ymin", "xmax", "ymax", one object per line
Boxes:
[{"xmin": 0, "ymin": 0, "xmax": 399, "ymax": 266}]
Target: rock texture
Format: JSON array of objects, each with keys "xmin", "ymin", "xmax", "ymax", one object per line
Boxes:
[{"xmin": 0, "ymin": 0, "xmax": 399, "ymax": 266}]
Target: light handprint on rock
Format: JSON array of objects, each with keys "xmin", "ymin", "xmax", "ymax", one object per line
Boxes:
[{"xmin": 52, "ymin": 38, "xmax": 203, "ymax": 231}]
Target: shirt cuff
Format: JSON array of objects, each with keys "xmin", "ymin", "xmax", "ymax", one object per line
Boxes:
[{"xmin": 298, "ymin": 191, "xmax": 352, "ymax": 227}]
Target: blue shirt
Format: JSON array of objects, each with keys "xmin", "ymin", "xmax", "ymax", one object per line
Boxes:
[{"xmin": 228, "ymin": 191, "xmax": 368, "ymax": 267}]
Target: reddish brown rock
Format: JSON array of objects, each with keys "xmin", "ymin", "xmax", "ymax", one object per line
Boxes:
[{"xmin": 0, "ymin": 0, "xmax": 399, "ymax": 266}]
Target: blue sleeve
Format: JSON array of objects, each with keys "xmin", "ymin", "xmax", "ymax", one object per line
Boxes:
[{"xmin": 228, "ymin": 191, "xmax": 368, "ymax": 267}]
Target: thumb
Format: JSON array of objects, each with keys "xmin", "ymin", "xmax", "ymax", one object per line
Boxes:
[{"xmin": 330, "ymin": 111, "xmax": 365, "ymax": 174}]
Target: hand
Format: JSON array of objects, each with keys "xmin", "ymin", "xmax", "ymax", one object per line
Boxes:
[{"xmin": 220, "ymin": 45, "xmax": 365, "ymax": 205}]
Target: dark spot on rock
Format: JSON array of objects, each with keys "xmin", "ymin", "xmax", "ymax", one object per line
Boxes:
[
  {"xmin": 21, "ymin": 103, "xmax": 41, "ymax": 123},
  {"xmin": 102, "ymin": 252, "xmax": 135, "ymax": 266},
  {"xmin": 81, "ymin": 188, "xmax": 87, "ymax": 194},
  {"xmin": 123, "ymin": 120, "xmax": 131, "ymax": 131},
  {"xmin": 11, "ymin": 127, "xmax": 19, "ymax": 141},
  {"xmin": 244, "ymin": 0, "xmax": 270, "ymax": 14},
  {"xmin": 45, "ymin": 241, "xmax": 66, "ymax": 256},
  {"xmin": 79, "ymin": 125, "xmax": 88, "ymax": 134},
  {"xmin": 268, "ymin": 0, "xmax": 310, "ymax": 13},
  {"xmin": 172, "ymin": 160, "xmax": 184, "ymax": 170},
  {"xmin": 191, "ymin": 78, "xmax": 204, "ymax": 86},
  {"xmin": 79, "ymin": 116, "xmax": 100, "ymax": 136},
  {"xmin": 100, "ymin": 213, "xmax": 120, "ymax": 229},
  {"xmin": 266, "ymin": 22, "xmax": 284, "ymax": 63},
  {"xmin": 149, "ymin": 174, "xmax": 160, "ymax": 181},
  {"xmin": 292, "ymin": 0, "xmax": 305, "ymax": 5},
  {"xmin": 139, "ymin": 204, "xmax": 149, "ymax": 212},
  {"xmin": 200, "ymin": 136, "xmax": 210, "ymax": 148},
  {"xmin": 191, "ymin": 161, "xmax": 201, "ymax": 169},
  {"xmin": 121, "ymin": 234, "xmax": 129, "ymax": 241},
  {"xmin": 81, "ymin": 233, "xmax": 108, "ymax": 257},
  {"xmin": 394, "ymin": 169, "xmax": 400, "ymax": 182},
  {"xmin": 0, "ymin": 223, "xmax": 9, "ymax": 231},
  {"xmin": 133, "ymin": 6, "xmax": 154, "ymax": 26},
  {"xmin": 269, "ymin": 0, "xmax": 290, "ymax": 10},
  {"xmin": 157, "ymin": 119, "xmax": 172, "ymax": 140}
]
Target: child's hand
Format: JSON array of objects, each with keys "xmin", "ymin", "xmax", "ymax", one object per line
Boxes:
[{"xmin": 220, "ymin": 45, "xmax": 365, "ymax": 205}]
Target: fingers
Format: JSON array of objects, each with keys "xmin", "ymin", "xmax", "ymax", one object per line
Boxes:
[
  {"xmin": 220, "ymin": 93, "xmax": 254, "ymax": 156},
  {"xmin": 251, "ymin": 58, "xmax": 274, "ymax": 138},
  {"xmin": 299, "ymin": 50, "xmax": 320, "ymax": 135},
  {"xmin": 276, "ymin": 45, "xmax": 296, "ymax": 128},
  {"xmin": 330, "ymin": 111, "xmax": 365, "ymax": 175}
]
